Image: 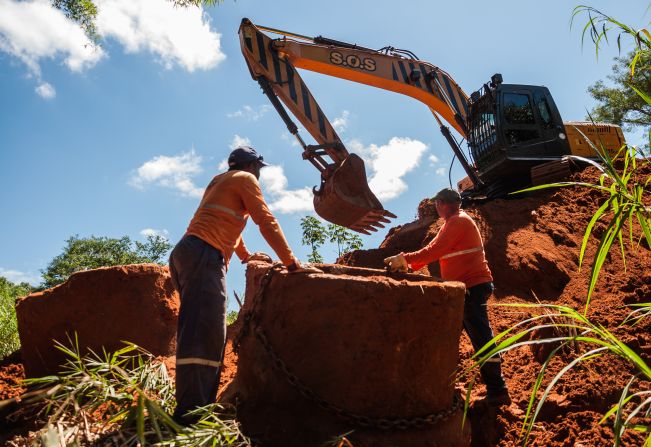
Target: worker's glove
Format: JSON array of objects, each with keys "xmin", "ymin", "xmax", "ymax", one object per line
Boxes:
[
  {"xmin": 383, "ymin": 253, "xmax": 408, "ymax": 273},
  {"xmin": 287, "ymin": 260, "xmax": 323, "ymax": 274},
  {"xmin": 243, "ymin": 252, "xmax": 273, "ymax": 264}
]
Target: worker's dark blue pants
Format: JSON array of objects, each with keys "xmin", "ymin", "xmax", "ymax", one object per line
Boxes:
[
  {"xmin": 169, "ymin": 235, "xmax": 227, "ymax": 423},
  {"xmin": 463, "ymin": 282, "xmax": 507, "ymax": 394}
]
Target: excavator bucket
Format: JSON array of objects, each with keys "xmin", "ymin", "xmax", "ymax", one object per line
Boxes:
[{"xmin": 313, "ymin": 154, "xmax": 396, "ymax": 234}]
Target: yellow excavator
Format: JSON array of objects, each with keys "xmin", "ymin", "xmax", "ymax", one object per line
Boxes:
[{"xmin": 239, "ymin": 19, "xmax": 625, "ymax": 234}]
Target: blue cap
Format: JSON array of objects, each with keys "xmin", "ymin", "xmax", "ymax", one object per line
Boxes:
[{"xmin": 228, "ymin": 146, "xmax": 269, "ymax": 168}]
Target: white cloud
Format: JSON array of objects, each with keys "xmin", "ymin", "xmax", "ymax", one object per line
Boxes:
[
  {"xmin": 435, "ymin": 167, "xmax": 446, "ymax": 176},
  {"xmin": 0, "ymin": 267, "xmax": 39, "ymax": 286},
  {"xmin": 95, "ymin": 0, "xmax": 225, "ymax": 72},
  {"xmin": 230, "ymin": 134, "xmax": 252, "ymax": 150},
  {"xmin": 352, "ymin": 137, "xmax": 428, "ymax": 200},
  {"xmin": 35, "ymin": 82, "xmax": 56, "ymax": 99},
  {"xmin": 259, "ymin": 165, "xmax": 313, "ymax": 213},
  {"xmin": 281, "ymin": 131, "xmax": 302, "ymax": 147},
  {"xmin": 140, "ymin": 228, "xmax": 169, "ymax": 238},
  {"xmin": 428, "ymin": 154, "xmax": 439, "ymax": 165},
  {"xmin": 129, "ymin": 149, "xmax": 204, "ymax": 198},
  {"xmin": 332, "ymin": 110, "xmax": 350, "ymax": 134},
  {"xmin": 227, "ymin": 105, "xmax": 271, "ymax": 121},
  {"xmin": 0, "ymin": 0, "xmax": 223, "ymax": 97},
  {"xmin": 0, "ymin": 0, "xmax": 104, "ymax": 95},
  {"xmin": 217, "ymin": 159, "xmax": 229, "ymax": 170}
]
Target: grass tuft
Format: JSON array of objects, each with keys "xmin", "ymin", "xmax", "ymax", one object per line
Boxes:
[{"xmin": 9, "ymin": 336, "xmax": 250, "ymax": 446}]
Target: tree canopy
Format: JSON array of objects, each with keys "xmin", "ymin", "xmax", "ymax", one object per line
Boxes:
[
  {"xmin": 0, "ymin": 277, "xmax": 32, "ymax": 358},
  {"xmin": 587, "ymin": 51, "xmax": 651, "ymax": 133},
  {"xmin": 41, "ymin": 235, "xmax": 172, "ymax": 288},
  {"xmin": 300, "ymin": 216, "xmax": 364, "ymax": 263}
]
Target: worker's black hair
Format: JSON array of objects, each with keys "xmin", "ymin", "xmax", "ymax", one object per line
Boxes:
[{"xmin": 228, "ymin": 160, "xmax": 256, "ymax": 171}]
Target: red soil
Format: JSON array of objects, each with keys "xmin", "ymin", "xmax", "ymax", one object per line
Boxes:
[
  {"xmin": 224, "ymin": 263, "xmax": 468, "ymax": 447},
  {"xmin": 1, "ymin": 166, "xmax": 650, "ymax": 446},
  {"xmin": 15, "ymin": 264, "xmax": 179, "ymax": 378}
]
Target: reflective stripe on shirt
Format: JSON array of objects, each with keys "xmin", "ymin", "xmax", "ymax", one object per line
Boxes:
[
  {"xmin": 202, "ymin": 203, "xmax": 246, "ymax": 221},
  {"xmin": 440, "ymin": 246, "xmax": 483, "ymax": 260}
]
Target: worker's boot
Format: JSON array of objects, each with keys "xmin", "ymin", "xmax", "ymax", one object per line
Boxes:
[{"xmin": 482, "ymin": 359, "xmax": 511, "ymax": 407}]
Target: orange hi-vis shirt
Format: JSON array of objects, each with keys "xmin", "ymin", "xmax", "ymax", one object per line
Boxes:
[
  {"xmin": 402, "ymin": 211, "xmax": 493, "ymax": 288},
  {"xmin": 186, "ymin": 170, "xmax": 295, "ymax": 267}
]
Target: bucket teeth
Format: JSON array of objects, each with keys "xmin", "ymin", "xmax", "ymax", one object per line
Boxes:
[
  {"xmin": 349, "ymin": 208, "xmax": 395, "ymax": 234},
  {"xmin": 350, "ymin": 226, "xmax": 372, "ymax": 235}
]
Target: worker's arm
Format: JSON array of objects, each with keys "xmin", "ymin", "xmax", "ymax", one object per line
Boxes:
[
  {"xmin": 239, "ymin": 176, "xmax": 296, "ymax": 266},
  {"xmin": 403, "ymin": 219, "xmax": 460, "ymax": 271},
  {"xmin": 234, "ymin": 236, "xmax": 250, "ymax": 262}
]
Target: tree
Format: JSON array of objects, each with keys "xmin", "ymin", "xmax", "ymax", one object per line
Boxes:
[
  {"xmin": 300, "ymin": 216, "xmax": 326, "ymax": 263},
  {"xmin": 0, "ymin": 277, "xmax": 32, "ymax": 358},
  {"xmin": 587, "ymin": 51, "xmax": 651, "ymax": 133},
  {"xmin": 41, "ymin": 234, "xmax": 172, "ymax": 288},
  {"xmin": 326, "ymin": 224, "xmax": 364, "ymax": 259},
  {"xmin": 300, "ymin": 216, "xmax": 365, "ymax": 262}
]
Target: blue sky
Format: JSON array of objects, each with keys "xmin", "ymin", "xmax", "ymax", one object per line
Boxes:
[{"xmin": 0, "ymin": 0, "xmax": 645, "ymax": 307}]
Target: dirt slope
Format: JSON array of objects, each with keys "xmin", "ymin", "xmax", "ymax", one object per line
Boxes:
[
  {"xmin": 1, "ymin": 166, "xmax": 649, "ymax": 446},
  {"xmin": 333, "ymin": 165, "xmax": 651, "ymax": 446}
]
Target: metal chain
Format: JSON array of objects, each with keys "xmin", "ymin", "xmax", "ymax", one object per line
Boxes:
[
  {"xmin": 255, "ymin": 327, "xmax": 464, "ymax": 430},
  {"xmin": 232, "ymin": 263, "xmax": 284, "ymax": 353},
  {"xmin": 235, "ymin": 262, "xmax": 464, "ymax": 430}
]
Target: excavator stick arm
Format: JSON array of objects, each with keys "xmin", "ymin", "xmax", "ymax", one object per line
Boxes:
[{"xmin": 239, "ymin": 19, "xmax": 396, "ymax": 233}]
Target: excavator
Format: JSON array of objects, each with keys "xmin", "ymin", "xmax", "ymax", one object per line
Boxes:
[{"xmin": 239, "ymin": 19, "xmax": 626, "ymax": 234}]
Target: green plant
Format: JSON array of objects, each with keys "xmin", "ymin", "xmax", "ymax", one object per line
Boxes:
[
  {"xmin": 464, "ymin": 9, "xmax": 651, "ymax": 444},
  {"xmin": 326, "ymin": 224, "xmax": 364, "ymax": 259},
  {"xmin": 520, "ymin": 143, "xmax": 650, "ymax": 312},
  {"xmin": 300, "ymin": 216, "xmax": 365, "ymax": 262},
  {"xmin": 586, "ymin": 51, "xmax": 651, "ymax": 133},
  {"xmin": 41, "ymin": 234, "xmax": 173, "ymax": 288},
  {"xmin": 0, "ymin": 277, "xmax": 32, "ymax": 359},
  {"xmin": 572, "ymin": 5, "xmax": 651, "ymax": 75},
  {"xmin": 300, "ymin": 215, "xmax": 327, "ymax": 263},
  {"xmin": 226, "ymin": 310, "xmax": 239, "ymax": 326},
  {"xmin": 16, "ymin": 338, "xmax": 250, "ymax": 446},
  {"xmin": 461, "ymin": 303, "xmax": 651, "ymax": 446}
]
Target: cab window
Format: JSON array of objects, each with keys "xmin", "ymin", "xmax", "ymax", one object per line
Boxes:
[
  {"xmin": 503, "ymin": 93, "xmax": 535, "ymax": 124},
  {"xmin": 537, "ymin": 97, "xmax": 552, "ymax": 125}
]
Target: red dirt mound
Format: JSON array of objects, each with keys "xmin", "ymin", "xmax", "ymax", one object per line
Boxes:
[
  {"xmin": 2, "ymin": 165, "xmax": 650, "ymax": 447},
  {"xmin": 224, "ymin": 263, "xmax": 469, "ymax": 447},
  {"xmin": 16, "ymin": 264, "xmax": 179, "ymax": 377},
  {"xmin": 340, "ymin": 166, "xmax": 650, "ymax": 447}
]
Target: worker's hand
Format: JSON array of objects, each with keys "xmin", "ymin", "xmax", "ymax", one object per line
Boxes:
[
  {"xmin": 243, "ymin": 252, "xmax": 273, "ymax": 264},
  {"xmin": 383, "ymin": 253, "xmax": 408, "ymax": 273},
  {"xmin": 287, "ymin": 260, "xmax": 323, "ymax": 274}
]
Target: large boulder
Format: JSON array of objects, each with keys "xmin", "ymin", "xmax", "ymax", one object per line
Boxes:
[
  {"xmin": 16, "ymin": 264, "xmax": 179, "ymax": 378},
  {"xmin": 224, "ymin": 262, "xmax": 469, "ymax": 447}
]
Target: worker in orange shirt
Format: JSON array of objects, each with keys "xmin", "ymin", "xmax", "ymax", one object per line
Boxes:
[
  {"xmin": 169, "ymin": 146, "xmax": 315, "ymax": 425},
  {"xmin": 384, "ymin": 188, "xmax": 510, "ymax": 407}
]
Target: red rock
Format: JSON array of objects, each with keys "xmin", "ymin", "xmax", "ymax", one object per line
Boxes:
[
  {"xmin": 223, "ymin": 262, "xmax": 469, "ymax": 447},
  {"xmin": 16, "ymin": 264, "xmax": 179, "ymax": 378}
]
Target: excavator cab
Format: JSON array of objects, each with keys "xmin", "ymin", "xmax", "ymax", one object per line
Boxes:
[{"xmin": 464, "ymin": 76, "xmax": 573, "ymax": 194}]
